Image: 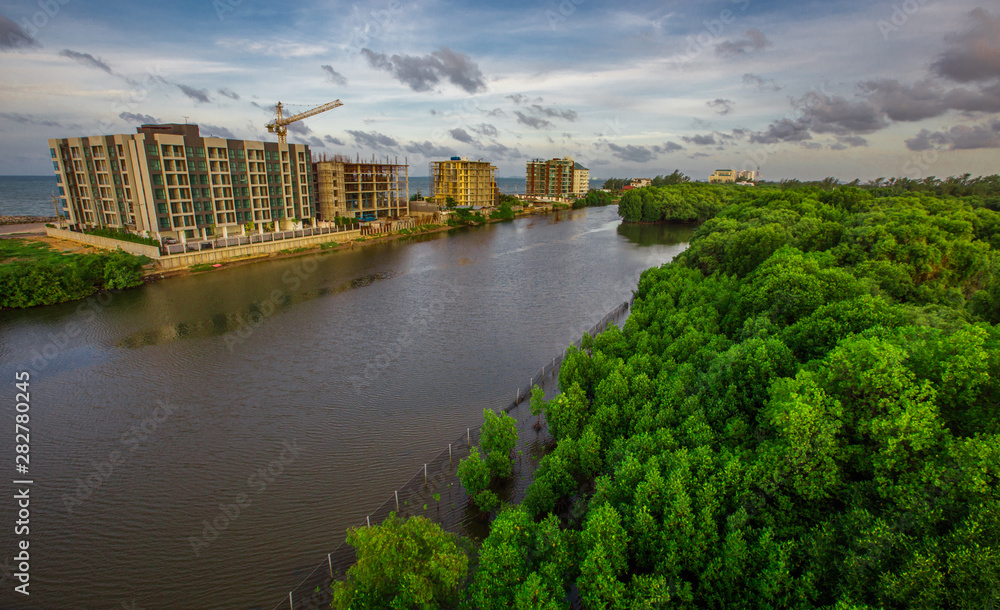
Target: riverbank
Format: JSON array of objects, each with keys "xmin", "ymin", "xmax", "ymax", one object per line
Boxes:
[{"xmin": 1, "ymin": 214, "xmax": 57, "ymax": 225}]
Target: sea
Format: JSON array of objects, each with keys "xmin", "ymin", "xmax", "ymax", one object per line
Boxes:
[{"xmin": 0, "ymin": 175, "xmax": 531, "ymax": 218}]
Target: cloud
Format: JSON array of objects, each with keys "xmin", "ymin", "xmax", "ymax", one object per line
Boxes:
[
  {"xmin": 119, "ymin": 112, "xmax": 158, "ymax": 125},
  {"xmin": 450, "ymin": 128, "xmax": 475, "ymax": 143},
  {"xmin": 528, "ymin": 104, "xmax": 577, "ymax": 121},
  {"xmin": 716, "ymin": 29, "xmax": 771, "ymax": 58},
  {"xmin": 0, "ymin": 113, "xmax": 61, "ymax": 127},
  {"xmin": 361, "ymin": 47, "xmax": 486, "ymax": 94},
  {"xmin": 479, "ymin": 142, "xmax": 522, "ymax": 160},
  {"xmin": 800, "ymin": 142, "xmax": 823, "ymax": 150},
  {"xmin": 797, "ymin": 91, "xmax": 887, "ymax": 135},
  {"xmin": 829, "ymin": 142, "xmax": 848, "ymax": 151},
  {"xmin": 347, "ymin": 129, "xmax": 399, "ymax": 151},
  {"xmin": 287, "ymin": 121, "xmax": 312, "ymax": 135},
  {"xmin": 514, "ymin": 111, "xmax": 552, "ymax": 130},
  {"xmin": 298, "ymin": 136, "xmax": 324, "ymax": 148},
  {"xmin": 59, "ymin": 49, "xmax": 113, "ymax": 75},
  {"xmin": 506, "ymin": 94, "xmax": 529, "ymax": 105},
  {"xmin": 200, "ymin": 123, "xmax": 237, "ymax": 139},
  {"xmin": 861, "ymin": 79, "xmax": 948, "ymax": 122},
  {"xmin": 473, "ymin": 123, "xmax": 499, "ymax": 138},
  {"xmin": 217, "ymin": 88, "xmax": 240, "ymax": 100},
  {"xmin": 905, "ymin": 121, "xmax": 1000, "ymax": 151},
  {"xmin": 0, "ymin": 15, "xmax": 40, "ymax": 49},
  {"xmin": 404, "ymin": 140, "xmax": 456, "ymax": 157},
  {"xmin": 324, "ymin": 135, "xmax": 345, "ymax": 146},
  {"xmin": 931, "ymin": 8, "xmax": 1000, "ymax": 83},
  {"xmin": 749, "ymin": 118, "xmax": 813, "ymax": 144},
  {"xmin": 217, "ymin": 38, "xmax": 325, "ymax": 58},
  {"xmin": 836, "ymin": 135, "xmax": 868, "ymax": 147},
  {"xmin": 321, "ymin": 64, "xmax": 348, "ymax": 86},
  {"xmin": 605, "ymin": 141, "xmax": 684, "ymax": 163},
  {"xmin": 681, "ymin": 133, "xmax": 716, "ymax": 146},
  {"xmin": 707, "ymin": 98, "xmax": 734, "ymax": 115},
  {"xmin": 177, "ymin": 84, "xmax": 211, "ymax": 104},
  {"xmin": 743, "ymin": 73, "xmax": 780, "ymax": 91}
]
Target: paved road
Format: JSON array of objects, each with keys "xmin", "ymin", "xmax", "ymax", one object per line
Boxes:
[{"xmin": 0, "ymin": 223, "xmax": 46, "ymax": 235}]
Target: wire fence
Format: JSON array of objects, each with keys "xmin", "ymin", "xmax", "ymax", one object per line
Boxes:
[{"xmin": 269, "ymin": 296, "xmax": 634, "ymax": 610}]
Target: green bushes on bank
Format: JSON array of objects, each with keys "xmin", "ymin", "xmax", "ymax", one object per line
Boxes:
[{"xmin": 0, "ymin": 240, "xmax": 149, "ymax": 309}]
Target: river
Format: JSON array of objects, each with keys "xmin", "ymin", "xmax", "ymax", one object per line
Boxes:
[{"xmin": 0, "ymin": 206, "xmax": 692, "ymax": 609}]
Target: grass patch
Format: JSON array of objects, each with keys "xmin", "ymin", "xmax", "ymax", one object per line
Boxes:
[
  {"xmin": 279, "ymin": 246, "xmax": 311, "ymax": 254},
  {"xmin": 188, "ymin": 263, "xmax": 215, "ymax": 273},
  {"xmin": 320, "ymin": 241, "xmax": 340, "ymax": 250}
]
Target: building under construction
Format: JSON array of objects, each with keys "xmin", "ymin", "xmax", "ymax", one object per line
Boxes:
[{"xmin": 312, "ymin": 154, "xmax": 409, "ymax": 221}]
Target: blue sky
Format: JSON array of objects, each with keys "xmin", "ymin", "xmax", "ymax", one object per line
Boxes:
[{"xmin": 1, "ymin": 0, "xmax": 998, "ymax": 180}]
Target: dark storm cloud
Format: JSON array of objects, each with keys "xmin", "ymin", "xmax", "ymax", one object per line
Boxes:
[
  {"xmin": 682, "ymin": 133, "xmax": 716, "ymax": 146},
  {"xmin": 450, "ymin": 127, "xmax": 475, "ymax": 143},
  {"xmin": 905, "ymin": 121, "xmax": 1000, "ymax": 151},
  {"xmin": 404, "ymin": 140, "xmax": 456, "ymax": 157},
  {"xmin": 287, "ymin": 121, "xmax": 311, "ymax": 135},
  {"xmin": 119, "ymin": 112, "xmax": 158, "ymax": 125},
  {"xmin": 0, "ymin": 15, "xmax": 40, "ymax": 49},
  {"xmin": 348, "ymin": 129, "xmax": 399, "ymax": 150},
  {"xmin": 707, "ymin": 99, "xmax": 734, "ymax": 115},
  {"xmin": 606, "ymin": 141, "xmax": 684, "ymax": 163},
  {"xmin": 514, "ymin": 111, "xmax": 552, "ymax": 130},
  {"xmin": 749, "ymin": 118, "xmax": 813, "ymax": 144},
  {"xmin": 200, "ymin": 123, "xmax": 237, "ymax": 139},
  {"xmin": 0, "ymin": 112, "xmax": 61, "ymax": 127},
  {"xmin": 177, "ymin": 84, "xmax": 211, "ymax": 104},
  {"xmin": 716, "ymin": 29, "xmax": 771, "ymax": 57},
  {"xmin": 59, "ymin": 49, "xmax": 113, "ymax": 74},
  {"xmin": 797, "ymin": 91, "xmax": 888, "ymax": 135},
  {"xmin": 931, "ymin": 8, "xmax": 1000, "ymax": 83},
  {"xmin": 361, "ymin": 47, "xmax": 486, "ymax": 94},
  {"xmin": 321, "ymin": 64, "xmax": 348, "ymax": 86}
]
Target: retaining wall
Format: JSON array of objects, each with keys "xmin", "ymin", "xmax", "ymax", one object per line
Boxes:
[
  {"xmin": 45, "ymin": 227, "xmax": 161, "ymax": 258},
  {"xmin": 154, "ymin": 230, "xmax": 361, "ymax": 270}
]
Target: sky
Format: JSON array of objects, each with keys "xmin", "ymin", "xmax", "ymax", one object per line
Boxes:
[{"xmin": 0, "ymin": 0, "xmax": 998, "ymax": 181}]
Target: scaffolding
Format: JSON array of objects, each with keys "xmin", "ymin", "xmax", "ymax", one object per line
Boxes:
[{"xmin": 312, "ymin": 153, "xmax": 409, "ymax": 221}]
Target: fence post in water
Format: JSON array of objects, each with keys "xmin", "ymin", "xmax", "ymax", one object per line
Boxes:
[
  {"xmin": 467, "ymin": 428, "xmax": 470, "ymax": 447},
  {"xmin": 395, "ymin": 490, "xmax": 399, "ymax": 512},
  {"xmin": 367, "ymin": 515, "xmax": 371, "ymax": 528},
  {"xmin": 328, "ymin": 553, "xmax": 333, "ymax": 579},
  {"xmin": 289, "ymin": 592, "xmax": 293, "ymax": 610},
  {"xmin": 424, "ymin": 463, "xmax": 428, "ymax": 484},
  {"xmin": 449, "ymin": 443, "xmax": 452, "ymax": 464}
]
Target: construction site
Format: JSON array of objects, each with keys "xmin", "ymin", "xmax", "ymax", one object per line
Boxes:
[{"xmin": 312, "ymin": 153, "xmax": 410, "ymax": 222}]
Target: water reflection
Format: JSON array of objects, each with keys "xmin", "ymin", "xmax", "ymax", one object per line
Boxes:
[{"xmin": 617, "ymin": 221, "xmax": 696, "ymax": 246}]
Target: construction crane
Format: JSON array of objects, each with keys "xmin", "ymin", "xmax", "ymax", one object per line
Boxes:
[{"xmin": 266, "ymin": 99, "xmax": 343, "ymax": 145}]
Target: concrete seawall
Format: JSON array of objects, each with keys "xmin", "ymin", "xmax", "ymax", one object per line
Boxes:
[{"xmin": 45, "ymin": 226, "xmax": 362, "ymax": 270}]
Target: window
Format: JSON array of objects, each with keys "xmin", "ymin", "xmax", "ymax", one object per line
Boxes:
[
  {"xmin": 155, "ymin": 189, "xmax": 165, "ymax": 199},
  {"xmin": 149, "ymin": 159, "xmax": 161, "ymax": 171},
  {"xmin": 196, "ymin": 148, "xmax": 205, "ymax": 157},
  {"xmin": 158, "ymin": 217, "xmax": 170, "ymax": 229},
  {"xmin": 50, "ymin": 148, "xmax": 56, "ymax": 158},
  {"xmin": 156, "ymin": 203, "xmax": 166, "ymax": 214},
  {"xmin": 147, "ymin": 144, "xmax": 158, "ymax": 156},
  {"xmin": 152, "ymin": 175, "xmax": 163, "ymax": 185},
  {"xmin": 186, "ymin": 146, "xmax": 194, "ymax": 157}
]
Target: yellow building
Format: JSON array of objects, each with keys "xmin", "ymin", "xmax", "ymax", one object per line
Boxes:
[
  {"xmin": 709, "ymin": 169, "xmax": 736, "ymax": 183},
  {"xmin": 429, "ymin": 157, "xmax": 499, "ymax": 207}
]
